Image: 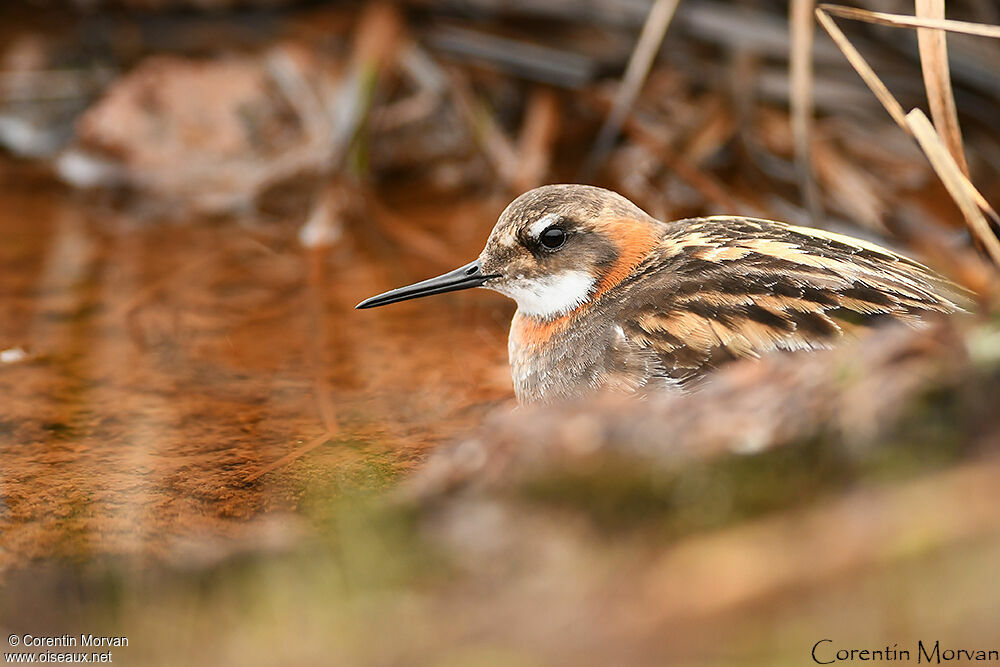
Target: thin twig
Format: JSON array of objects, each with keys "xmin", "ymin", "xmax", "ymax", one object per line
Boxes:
[
  {"xmin": 906, "ymin": 109, "xmax": 1000, "ymax": 267},
  {"xmin": 818, "ymin": 4, "xmax": 1000, "ymax": 39},
  {"xmin": 514, "ymin": 86, "xmax": 561, "ymax": 192},
  {"xmin": 580, "ymin": 0, "xmax": 681, "ymax": 180},
  {"xmin": 243, "ymin": 432, "xmax": 335, "ymax": 484},
  {"xmin": 623, "ymin": 114, "xmax": 752, "ymax": 215},
  {"xmin": 446, "ymin": 66, "xmax": 520, "ymax": 187},
  {"xmin": 816, "ymin": 6, "xmax": 1000, "ymax": 266},
  {"xmin": 814, "ymin": 8, "xmax": 908, "ymax": 128}
]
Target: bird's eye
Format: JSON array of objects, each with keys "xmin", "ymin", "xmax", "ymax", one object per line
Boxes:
[{"xmin": 539, "ymin": 226, "xmax": 567, "ymax": 250}]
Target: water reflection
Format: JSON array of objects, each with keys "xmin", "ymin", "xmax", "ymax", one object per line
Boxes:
[{"xmin": 0, "ymin": 185, "xmax": 513, "ymax": 571}]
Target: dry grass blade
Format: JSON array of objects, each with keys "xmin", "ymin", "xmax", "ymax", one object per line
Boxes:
[
  {"xmin": 243, "ymin": 432, "xmax": 335, "ymax": 484},
  {"xmin": 817, "ymin": 5, "xmax": 1000, "ymax": 267},
  {"xmin": 327, "ymin": 2, "xmax": 407, "ymax": 170},
  {"xmin": 514, "ymin": 86, "xmax": 561, "ymax": 192},
  {"xmin": 306, "ymin": 248, "xmax": 339, "ymax": 435},
  {"xmin": 819, "ymin": 4, "xmax": 1000, "ymax": 38},
  {"xmin": 622, "ymin": 114, "xmax": 749, "ymax": 214},
  {"xmin": 580, "ymin": 0, "xmax": 681, "ymax": 179},
  {"xmin": 790, "ymin": 0, "xmax": 822, "ymax": 225},
  {"xmin": 916, "ymin": 0, "xmax": 969, "ymax": 177},
  {"xmin": 906, "ymin": 109, "xmax": 1000, "ymax": 267},
  {"xmin": 446, "ymin": 67, "xmax": 520, "ymax": 187},
  {"xmin": 814, "ymin": 8, "xmax": 908, "ymax": 128},
  {"xmin": 366, "ymin": 193, "xmax": 464, "ymax": 267}
]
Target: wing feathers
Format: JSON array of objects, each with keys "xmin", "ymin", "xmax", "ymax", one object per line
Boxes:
[{"xmin": 617, "ymin": 216, "xmax": 964, "ymax": 385}]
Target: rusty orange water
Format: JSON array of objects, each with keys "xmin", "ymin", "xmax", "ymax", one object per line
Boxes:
[{"xmin": 0, "ymin": 178, "xmax": 515, "ymax": 572}]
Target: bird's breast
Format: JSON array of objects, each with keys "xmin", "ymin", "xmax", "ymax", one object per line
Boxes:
[
  {"xmin": 509, "ymin": 309, "xmax": 601, "ymax": 403},
  {"xmin": 507, "ymin": 307, "xmax": 667, "ymax": 403}
]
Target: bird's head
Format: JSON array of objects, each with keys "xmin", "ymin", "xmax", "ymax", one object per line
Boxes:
[{"xmin": 356, "ymin": 184, "xmax": 663, "ymax": 320}]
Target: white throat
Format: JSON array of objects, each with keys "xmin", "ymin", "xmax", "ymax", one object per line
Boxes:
[{"xmin": 491, "ymin": 270, "xmax": 596, "ymax": 319}]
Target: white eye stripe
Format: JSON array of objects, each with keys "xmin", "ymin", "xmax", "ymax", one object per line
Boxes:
[{"xmin": 528, "ymin": 213, "xmax": 561, "ymax": 240}]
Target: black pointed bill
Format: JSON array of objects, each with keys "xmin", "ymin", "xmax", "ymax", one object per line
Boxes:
[{"xmin": 356, "ymin": 260, "xmax": 498, "ymax": 309}]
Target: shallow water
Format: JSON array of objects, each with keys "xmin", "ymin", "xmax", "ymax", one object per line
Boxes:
[{"xmin": 0, "ymin": 177, "xmax": 515, "ymax": 572}]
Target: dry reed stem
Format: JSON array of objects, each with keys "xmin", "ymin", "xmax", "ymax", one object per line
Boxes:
[
  {"xmin": 790, "ymin": 0, "xmax": 822, "ymax": 225},
  {"xmin": 514, "ymin": 86, "xmax": 561, "ymax": 192},
  {"xmin": 349, "ymin": 1, "xmax": 405, "ymax": 70},
  {"xmin": 242, "ymin": 247, "xmax": 341, "ymax": 485},
  {"xmin": 915, "ymin": 0, "xmax": 969, "ymax": 177},
  {"xmin": 581, "ymin": 0, "xmax": 681, "ymax": 179},
  {"xmin": 622, "ymin": 113, "xmax": 751, "ymax": 215},
  {"xmin": 816, "ymin": 5, "xmax": 1000, "ymax": 268},
  {"xmin": 814, "ymin": 8, "xmax": 908, "ymax": 128},
  {"xmin": 329, "ymin": 3, "xmax": 406, "ymax": 171},
  {"xmin": 819, "ymin": 4, "xmax": 1000, "ymax": 38},
  {"xmin": 906, "ymin": 109, "xmax": 1000, "ymax": 266}
]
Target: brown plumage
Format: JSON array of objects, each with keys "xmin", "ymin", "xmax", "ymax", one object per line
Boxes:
[{"xmin": 358, "ymin": 184, "xmax": 964, "ymax": 403}]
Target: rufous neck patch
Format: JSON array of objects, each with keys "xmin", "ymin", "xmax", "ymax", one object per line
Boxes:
[
  {"xmin": 510, "ymin": 309, "xmax": 574, "ymax": 349},
  {"xmin": 592, "ymin": 217, "xmax": 661, "ymax": 299}
]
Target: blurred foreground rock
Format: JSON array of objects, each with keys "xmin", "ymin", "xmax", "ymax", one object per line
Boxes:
[
  {"xmin": 389, "ymin": 316, "xmax": 1000, "ymax": 660},
  {"xmin": 410, "ymin": 317, "xmax": 1000, "ymax": 504}
]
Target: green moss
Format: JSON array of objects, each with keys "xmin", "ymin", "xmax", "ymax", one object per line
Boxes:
[
  {"xmin": 519, "ymin": 437, "xmax": 855, "ymax": 537},
  {"xmin": 285, "ymin": 452, "xmax": 438, "ymax": 589},
  {"xmin": 858, "ymin": 385, "xmax": 965, "ymax": 483}
]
